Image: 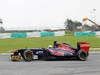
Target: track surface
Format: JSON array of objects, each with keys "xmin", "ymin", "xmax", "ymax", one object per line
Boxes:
[{"xmin": 0, "ymin": 53, "xmax": 100, "ymax": 75}]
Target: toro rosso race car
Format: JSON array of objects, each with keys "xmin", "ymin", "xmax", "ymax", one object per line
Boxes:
[{"xmin": 10, "ymin": 41, "xmax": 90, "ymax": 61}]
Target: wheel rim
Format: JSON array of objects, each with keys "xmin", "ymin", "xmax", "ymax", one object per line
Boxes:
[{"xmin": 24, "ymin": 51, "xmax": 33, "ymax": 61}]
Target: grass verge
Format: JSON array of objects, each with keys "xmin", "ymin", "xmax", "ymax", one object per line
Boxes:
[{"xmin": 0, "ymin": 35, "xmax": 100, "ymax": 53}]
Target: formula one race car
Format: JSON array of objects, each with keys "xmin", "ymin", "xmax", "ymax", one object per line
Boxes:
[{"xmin": 10, "ymin": 41, "xmax": 90, "ymax": 61}]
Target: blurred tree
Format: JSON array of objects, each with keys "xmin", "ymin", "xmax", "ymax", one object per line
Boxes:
[
  {"xmin": 64, "ymin": 19, "xmax": 82, "ymax": 31},
  {"xmin": 64, "ymin": 19, "xmax": 73, "ymax": 31},
  {"xmin": 0, "ymin": 18, "xmax": 3, "ymax": 24}
]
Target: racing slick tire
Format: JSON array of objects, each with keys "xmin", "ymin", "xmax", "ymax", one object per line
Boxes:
[
  {"xmin": 77, "ymin": 50, "xmax": 88, "ymax": 61},
  {"xmin": 23, "ymin": 50, "xmax": 34, "ymax": 61}
]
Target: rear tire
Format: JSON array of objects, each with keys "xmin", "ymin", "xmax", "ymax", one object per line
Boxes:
[{"xmin": 77, "ymin": 50, "xmax": 87, "ymax": 61}]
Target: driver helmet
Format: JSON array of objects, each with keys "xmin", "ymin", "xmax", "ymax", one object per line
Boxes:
[{"xmin": 48, "ymin": 45, "xmax": 53, "ymax": 48}]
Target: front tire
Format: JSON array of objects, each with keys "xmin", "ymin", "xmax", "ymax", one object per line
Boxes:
[{"xmin": 23, "ymin": 50, "xmax": 34, "ymax": 61}]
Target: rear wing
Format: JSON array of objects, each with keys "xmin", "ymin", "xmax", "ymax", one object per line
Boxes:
[{"xmin": 77, "ymin": 42, "xmax": 90, "ymax": 52}]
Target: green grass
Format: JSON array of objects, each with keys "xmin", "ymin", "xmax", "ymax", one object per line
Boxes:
[{"xmin": 0, "ymin": 35, "xmax": 100, "ymax": 53}]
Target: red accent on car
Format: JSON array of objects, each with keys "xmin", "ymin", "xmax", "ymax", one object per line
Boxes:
[
  {"xmin": 49, "ymin": 49, "xmax": 64, "ymax": 56},
  {"xmin": 78, "ymin": 42, "xmax": 90, "ymax": 52},
  {"xmin": 57, "ymin": 43, "xmax": 73, "ymax": 51}
]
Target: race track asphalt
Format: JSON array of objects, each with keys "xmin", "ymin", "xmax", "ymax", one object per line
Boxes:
[{"xmin": 0, "ymin": 53, "xmax": 100, "ymax": 75}]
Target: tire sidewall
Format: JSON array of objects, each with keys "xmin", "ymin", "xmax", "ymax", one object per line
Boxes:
[{"xmin": 77, "ymin": 50, "xmax": 87, "ymax": 61}]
